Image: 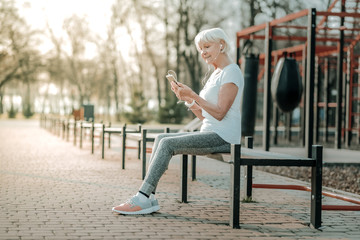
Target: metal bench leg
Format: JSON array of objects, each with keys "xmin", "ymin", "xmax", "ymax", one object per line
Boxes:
[
  {"xmin": 137, "ymin": 141, "xmax": 141, "ymax": 160},
  {"xmin": 245, "ymin": 137, "xmax": 253, "ymax": 199},
  {"xmin": 101, "ymin": 124, "xmax": 105, "ymax": 159},
  {"xmin": 191, "ymin": 155, "xmax": 196, "ymax": 181},
  {"xmin": 62, "ymin": 121, "xmax": 65, "ymax": 139},
  {"xmin": 91, "ymin": 121, "xmax": 95, "ymax": 154},
  {"xmin": 230, "ymin": 144, "xmax": 241, "ymax": 229},
  {"xmin": 180, "ymin": 155, "xmax": 188, "ymax": 203},
  {"xmin": 311, "ymin": 145, "xmax": 323, "ymax": 229},
  {"xmin": 80, "ymin": 122, "xmax": 83, "ymax": 148},
  {"xmin": 73, "ymin": 121, "xmax": 77, "ymax": 146},
  {"xmin": 66, "ymin": 122, "xmax": 69, "ymax": 142},
  {"xmin": 246, "ymin": 166, "xmax": 253, "ymax": 199},
  {"xmin": 141, "ymin": 129, "xmax": 147, "ymax": 180},
  {"xmin": 121, "ymin": 125, "xmax": 126, "ymax": 169}
]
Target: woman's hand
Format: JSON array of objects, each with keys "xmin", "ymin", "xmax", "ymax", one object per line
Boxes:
[{"xmin": 170, "ymin": 81, "xmax": 194, "ymax": 103}]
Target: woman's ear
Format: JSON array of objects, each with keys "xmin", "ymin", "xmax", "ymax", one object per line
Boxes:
[{"xmin": 220, "ymin": 40, "xmax": 226, "ymax": 52}]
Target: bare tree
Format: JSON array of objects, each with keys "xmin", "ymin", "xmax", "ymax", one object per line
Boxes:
[
  {"xmin": 0, "ymin": 0, "xmax": 41, "ymax": 116},
  {"xmin": 62, "ymin": 15, "xmax": 99, "ymax": 107}
]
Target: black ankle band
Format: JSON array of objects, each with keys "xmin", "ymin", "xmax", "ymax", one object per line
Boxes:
[{"xmin": 139, "ymin": 191, "xmax": 149, "ymax": 198}]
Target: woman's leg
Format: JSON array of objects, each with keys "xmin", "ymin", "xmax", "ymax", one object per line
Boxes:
[
  {"xmin": 112, "ymin": 131, "xmax": 229, "ymax": 215},
  {"xmin": 147, "ymin": 132, "xmax": 191, "ymax": 194},
  {"xmin": 148, "ymin": 132, "xmax": 190, "ymax": 166},
  {"xmin": 139, "ymin": 131, "xmax": 230, "ymax": 196}
]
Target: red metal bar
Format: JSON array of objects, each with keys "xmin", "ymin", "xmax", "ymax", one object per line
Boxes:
[
  {"xmin": 253, "ymin": 184, "xmax": 360, "ymax": 207},
  {"xmin": 237, "ymin": 34, "xmax": 354, "ymax": 43},
  {"xmin": 270, "ymin": 9, "xmax": 309, "ymax": 26},
  {"xmin": 273, "ymin": 25, "xmax": 360, "ymax": 32},
  {"xmin": 257, "ymin": 45, "xmax": 338, "ymax": 65},
  {"xmin": 349, "ymin": 34, "xmax": 360, "ymax": 48},
  {"xmin": 318, "ymin": 26, "xmax": 360, "ymax": 31},
  {"xmin": 317, "ymin": 0, "xmax": 339, "ymax": 27},
  {"xmin": 273, "ymin": 25, "xmax": 307, "ymax": 30},
  {"xmin": 322, "ymin": 205, "xmax": 360, "ymax": 211},
  {"xmin": 317, "ymin": 11, "xmax": 360, "ymax": 18},
  {"xmin": 236, "ymin": 9, "xmax": 308, "ymax": 37},
  {"xmin": 237, "ymin": 23, "xmax": 267, "ymax": 37}
]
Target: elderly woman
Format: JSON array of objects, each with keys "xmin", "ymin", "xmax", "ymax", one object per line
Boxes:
[{"xmin": 113, "ymin": 28, "xmax": 244, "ymax": 215}]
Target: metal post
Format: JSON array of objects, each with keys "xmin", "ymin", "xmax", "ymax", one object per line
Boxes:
[
  {"xmin": 358, "ymin": 57, "xmax": 360, "ymax": 144},
  {"xmin": 286, "ymin": 113, "xmax": 292, "ymax": 143},
  {"xmin": 324, "ymin": 58, "xmax": 330, "ymax": 142},
  {"xmin": 314, "ymin": 56, "xmax": 320, "ymax": 143},
  {"xmin": 73, "ymin": 120, "xmax": 77, "ymax": 146},
  {"xmin": 345, "ymin": 47, "xmax": 353, "ymax": 147},
  {"xmin": 62, "ymin": 120, "xmax": 65, "ymax": 139},
  {"xmin": 80, "ymin": 122, "xmax": 83, "ymax": 149},
  {"xmin": 66, "ymin": 121, "xmax": 69, "ymax": 142},
  {"xmin": 301, "ymin": 46, "xmax": 307, "ymax": 146},
  {"xmin": 108, "ymin": 122, "xmax": 111, "ymax": 148},
  {"xmin": 311, "ymin": 145, "xmax": 323, "ymax": 229},
  {"xmin": 191, "ymin": 155, "xmax": 196, "ymax": 181},
  {"xmin": 263, "ymin": 22, "xmax": 272, "ymax": 151},
  {"xmin": 121, "ymin": 124, "xmax": 126, "ymax": 169},
  {"xmin": 245, "ymin": 137, "xmax": 253, "ymax": 200},
  {"xmin": 101, "ymin": 124, "xmax": 105, "ymax": 159},
  {"xmin": 91, "ymin": 121, "xmax": 94, "ymax": 154},
  {"xmin": 137, "ymin": 125, "xmax": 142, "ymax": 160},
  {"xmin": 273, "ymin": 104, "xmax": 279, "ymax": 145},
  {"xmin": 180, "ymin": 155, "xmax": 188, "ymax": 203},
  {"xmin": 230, "ymin": 144, "xmax": 241, "ymax": 229},
  {"xmin": 305, "ymin": 8, "xmax": 316, "ymax": 158},
  {"xmin": 343, "ymin": 71, "xmax": 347, "ymax": 143},
  {"xmin": 141, "ymin": 129, "xmax": 147, "ymax": 180},
  {"xmin": 191, "ymin": 129, "xmax": 196, "ymax": 181},
  {"xmin": 335, "ymin": 1, "xmax": 345, "ymax": 149}
]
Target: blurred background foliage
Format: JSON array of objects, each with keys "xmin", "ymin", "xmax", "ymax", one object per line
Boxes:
[{"xmin": 0, "ymin": 0, "xmax": 326, "ymax": 123}]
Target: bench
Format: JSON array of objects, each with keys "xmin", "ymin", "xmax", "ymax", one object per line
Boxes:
[
  {"xmin": 131, "ymin": 118, "xmax": 203, "ymax": 179},
  {"xmin": 101, "ymin": 124, "xmax": 142, "ymax": 169},
  {"xmin": 79, "ymin": 121, "xmax": 107, "ymax": 154},
  {"xmin": 180, "ymin": 136, "xmax": 323, "ymax": 229},
  {"xmin": 127, "ymin": 128, "xmax": 171, "ymax": 179}
]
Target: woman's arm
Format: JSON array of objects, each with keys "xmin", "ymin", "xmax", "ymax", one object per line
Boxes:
[
  {"xmin": 190, "ymin": 83, "xmax": 238, "ymax": 121},
  {"xmin": 172, "ymin": 81, "xmax": 238, "ymax": 121},
  {"xmin": 187, "ymin": 102, "xmax": 204, "ymax": 120}
]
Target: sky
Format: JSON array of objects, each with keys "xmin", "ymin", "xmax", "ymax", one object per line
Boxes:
[
  {"xmin": 16, "ymin": 0, "xmax": 115, "ymax": 35},
  {"xmin": 16, "ymin": 0, "xmax": 328, "ymax": 37},
  {"xmin": 15, "ymin": 0, "xmax": 116, "ymax": 53},
  {"xmin": 14, "ymin": 0, "xmax": 328, "ymax": 56}
]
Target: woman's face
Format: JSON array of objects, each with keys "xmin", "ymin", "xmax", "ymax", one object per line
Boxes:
[{"xmin": 198, "ymin": 41, "xmax": 222, "ymax": 65}]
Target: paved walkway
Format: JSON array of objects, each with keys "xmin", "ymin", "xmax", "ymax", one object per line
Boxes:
[{"xmin": 0, "ymin": 119, "xmax": 360, "ymax": 240}]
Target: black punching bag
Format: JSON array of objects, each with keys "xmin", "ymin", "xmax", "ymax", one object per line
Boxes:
[
  {"xmin": 271, "ymin": 56, "xmax": 303, "ymax": 112},
  {"xmin": 241, "ymin": 54, "xmax": 259, "ymax": 136}
]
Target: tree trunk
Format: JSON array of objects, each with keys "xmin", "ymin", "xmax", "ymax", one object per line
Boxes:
[
  {"xmin": 0, "ymin": 89, "xmax": 3, "ymax": 114},
  {"xmin": 112, "ymin": 62, "xmax": 121, "ymax": 122}
]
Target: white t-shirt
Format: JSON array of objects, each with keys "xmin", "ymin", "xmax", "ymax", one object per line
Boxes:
[{"xmin": 199, "ymin": 63, "xmax": 244, "ymax": 144}]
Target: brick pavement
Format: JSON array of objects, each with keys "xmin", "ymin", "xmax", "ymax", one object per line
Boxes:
[{"xmin": 0, "ymin": 119, "xmax": 360, "ymax": 240}]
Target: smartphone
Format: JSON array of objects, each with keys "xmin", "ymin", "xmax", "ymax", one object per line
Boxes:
[{"xmin": 166, "ymin": 74, "xmax": 179, "ymax": 86}]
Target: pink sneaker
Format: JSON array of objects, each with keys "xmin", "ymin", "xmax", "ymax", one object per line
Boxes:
[{"xmin": 112, "ymin": 193, "xmax": 155, "ymax": 215}]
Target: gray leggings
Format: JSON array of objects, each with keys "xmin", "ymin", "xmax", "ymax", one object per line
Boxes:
[{"xmin": 139, "ymin": 131, "xmax": 230, "ymax": 196}]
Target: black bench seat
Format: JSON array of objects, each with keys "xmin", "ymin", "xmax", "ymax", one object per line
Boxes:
[{"xmin": 180, "ymin": 137, "xmax": 323, "ymax": 229}]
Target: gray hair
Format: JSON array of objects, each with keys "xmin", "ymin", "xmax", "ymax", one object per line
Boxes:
[{"xmin": 194, "ymin": 28, "xmax": 231, "ymax": 54}]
